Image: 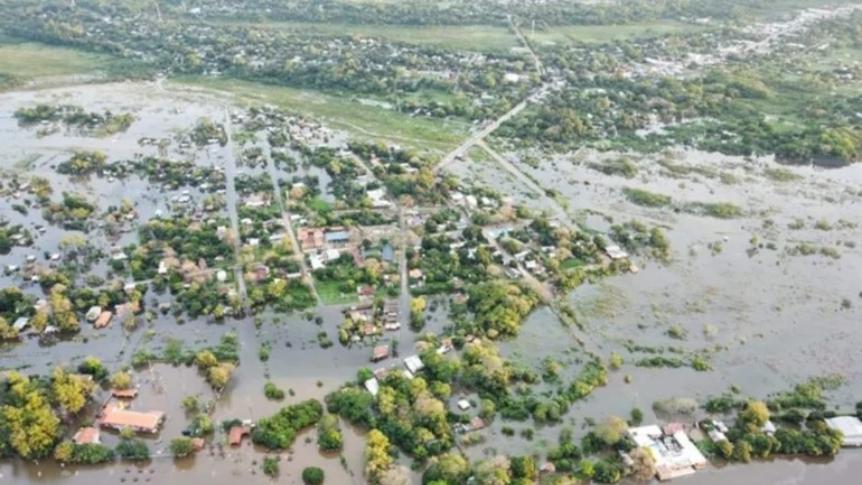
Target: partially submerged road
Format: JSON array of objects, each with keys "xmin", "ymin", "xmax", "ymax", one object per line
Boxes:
[{"xmin": 221, "ymin": 106, "xmax": 249, "ymax": 310}]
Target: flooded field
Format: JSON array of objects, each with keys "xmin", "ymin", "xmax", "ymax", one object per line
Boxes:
[{"xmin": 450, "ymin": 144, "xmax": 862, "ymax": 483}]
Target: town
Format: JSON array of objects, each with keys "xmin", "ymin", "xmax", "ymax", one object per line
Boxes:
[{"xmin": 0, "ymin": 1, "xmax": 861, "ymax": 485}]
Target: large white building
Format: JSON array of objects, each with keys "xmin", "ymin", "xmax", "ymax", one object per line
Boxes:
[{"xmin": 628, "ymin": 425, "xmax": 707, "ymax": 481}]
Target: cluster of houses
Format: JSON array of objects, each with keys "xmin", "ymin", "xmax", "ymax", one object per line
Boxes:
[
  {"xmin": 298, "ymin": 226, "xmax": 357, "ymax": 271},
  {"xmin": 345, "ymin": 301, "xmax": 401, "ymax": 343}
]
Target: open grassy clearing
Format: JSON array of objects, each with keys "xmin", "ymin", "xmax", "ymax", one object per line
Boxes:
[
  {"xmin": 527, "ymin": 21, "xmax": 710, "ymax": 46},
  {"xmin": 315, "ymin": 280, "xmax": 359, "ymax": 306},
  {"xmin": 210, "ymin": 20, "xmax": 520, "ymax": 52},
  {"xmin": 0, "ymin": 40, "xmax": 114, "ymax": 79},
  {"xmin": 173, "ymin": 76, "xmax": 468, "ymax": 153}
]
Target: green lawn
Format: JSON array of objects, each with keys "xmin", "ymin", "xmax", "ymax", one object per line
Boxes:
[
  {"xmin": 315, "ymin": 280, "xmax": 359, "ymax": 305},
  {"xmin": 173, "ymin": 76, "xmax": 467, "ymax": 153},
  {"xmin": 528, "ymin": 21, "xmax": 710, "ymax": 47},
  {"xmin": 212, "ymin": 20, "xmax": 519, "ymax": 53},
  {"xmin": 0, "ymin": 40, "xmax": 113, "ymax": 79}
]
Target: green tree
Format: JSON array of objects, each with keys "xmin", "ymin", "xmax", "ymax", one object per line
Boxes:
[
  {"xmin": 169, "ymin": 437, "xmax": 195, "ymax": 458},
  {"xmin": 365, "ymin": 429, "xmax": 393, "ymax": 483},
  {"xmin": 302, "ymin": 466, "xmax": 324, "ymax": 485},
  {"xmin": 263, "ymin": 456, "xmax": 279, "ymax": 477},
  {"xmin": 317, "ymin": 414, "xmax": 343, "ymax": 451}
]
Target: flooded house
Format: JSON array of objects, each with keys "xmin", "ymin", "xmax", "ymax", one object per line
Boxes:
[
  {"xmin": 825, "ymin": 416, "xmax": 862, "ymax": 447},
  {"xmin": 371, "ymin": 345, "xmax": 390, "ymax": 362},
  {"xmin": 98, "ymin": 406, "xmax": 165, "ymax": 434},
  {"xmin": 73, "ymin": 426, "xmax": 101, "ymax": 445},
  {"xmin": 627, "ymin": 424, "xmax": 707, "ymax": 481},
  {"xmin": 93, "ymin": 311, "xmax": 113, "ymax": 329},
  {"xmin": 228, "ymin": 425, "xmax": 251, "ymax": 446}
]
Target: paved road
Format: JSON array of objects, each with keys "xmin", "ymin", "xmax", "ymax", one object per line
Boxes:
[
  {"xmin": 508, "ymin": 15, "xmax": 544, "ymax": 75},
  {"xmin": 434, "ymin": 99, "xmax": 528, "ymax": 173},
  {"xmin": 435, "ymin": 80, "xmax": 555, "ymax": 173}
]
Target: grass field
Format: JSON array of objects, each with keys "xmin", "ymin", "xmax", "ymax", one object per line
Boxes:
[
  {"xmin": 173, "ymin": 76, "xmax": 468, "ymax": 153},
  {"xmin": 527, "ymin": 21, "xmax": 709, "ymax": 46},
  {"xmin": 316, "ymin": 280, "xmax": 359, "ymax": 305},
  {"xmin": 0, "ymin": 40, "xmax": 113, "ymax": 79},
  {"xmin": 212, "ymin": 20, "xmax": 519, "ymax": 53}
]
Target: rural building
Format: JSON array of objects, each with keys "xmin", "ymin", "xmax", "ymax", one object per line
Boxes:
[
  {"xmin": 325, "ymin": 229, "xmax": 350, "ymax": 247},
  {"xmin": 73, "ymin": 426, "xmax": 101, "ymax": 445},
  {"xmin": 86, "ymin": 306, "xmax": 102, "ymax": 322},
  {"xmin": 111, "ymin": 388, "xmax": 139, "ymax": 399},
  {"xmin": 628, "ymin": 424, "xmax": 707, "ymax": 481},
  {"xmin": 297, "ymin": 227, "xmax": 325, "ymax": 250},
  {"xmin": 228, "ymin": 425, "xmax": 251, "ymax": 446},
  {"xmin": 604, "ymin": 244, "xmax": 629, "ymax": 260},
  {"xmin": 372, "ymin": 345, "xmax": 390, "ymax": 362},
  {"xmin": 98, "ymin": 406, "xmax": 165, "ymax": 433},
  {"xmin": 94, "ymin": 311, "xmax": 113, "ymax": 329},
  {"xmin": 403, "ymin": 355, "xmax": 424, "ymax": 374},
  {"xmin": 364, "ymin": 378, "xmax": 380, "ymax": 397},
  {"xmin": 825, "ymin": 416, "xmax": 862, "ymax": 447},
  {"xmin": 12, "ymin": 317, "xmax": 29, "ymax": 332}
]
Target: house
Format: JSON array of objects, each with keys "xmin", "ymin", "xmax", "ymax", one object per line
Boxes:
[
  {"xmin": 372, "ymin": 345, "xmax": 390, "ymax": 362},
  {"xmin": 364, "ymin": 378, "xmax": 380, "ymax": 397},
  {"xmin": 366, "ymin": 188, "xmax": 391, "ymax": 208},
  {"xmin": 254, "ymin": 264, "xmax": 270, "ymax": 282},
  {"xmin": 98, "ymin": 406, "xmax": 165, "ymax": 433},
  {"xmin": 325, "ymin": 229, "xmax": 350, "ymax": 247},
  {"xmin": 12, "ymin": 317, "xmax": 29, "ymax": 332},
  {"xmin": 244, "ymin": 193, "xmax": 269, "ymax": 208},
  {"xmin": 86, "ymin": 306, "xmax": 102, "ymax": 322},
  {"xmin": 627, "ymin": 425, "xmax": 707, "ymax": 481},
  {"xmin": 470, "ymin": 416, "xmax": 486, "ymax": 431},
  {"xmin": 381, "ymin": 244, "xmax": 395, "ymax": 262},
  {"xmin": 73, "ymin": 427, "xmax": 101, "ymax": 445},
  {"xmin": 403, "ymin": 355, "xmax": 424, "ymax": 374},
  {"xmin": 228, "ymin": 425, "xmax": 251, "ymax": 446},
  {"xmin": 325, "ymin": 248, "xmax": 341, "ymax": 262},
  {"xmin": 94, "ymin": 311, "xmax": 113, "ymax": 329},
  {"xmin": 112, "ymin": 388, "xmax": 139, "ymax": 399},
  {"xmin": 357, "ymin": 285, "xmax": 375, "ymax": 298},
  {"xmin": 825, "ymin": 416, "xmax": 862, "ymax": 447},
  {"xmin": 309, "ymin": 254, "xmax": 325, "ymax": 271},
  {"xmin": 457, "ymin": 399, "xmax": 471, "ymax": 411},
  {"xmin": 297, "ymin": 228, "xmax": 325, "ymax": 251},
  {"xmin": 408, "ymin": 269, "xmax": 424, "ymax": 280},
  {"xmin": 605, "ymin": 244, "xmax": 629, "ymax": 260}
]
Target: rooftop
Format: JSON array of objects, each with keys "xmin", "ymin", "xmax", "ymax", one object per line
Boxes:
[{"xmin": 99, "ymin": 406, "xmax": 165, "ymax": 433}]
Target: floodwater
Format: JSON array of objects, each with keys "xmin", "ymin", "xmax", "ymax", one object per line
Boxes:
[
  {"xmin": 452, "ymin": 145, "xmax": 862, "ymax": 483},
  {"xmin": 1, "ymin": 79, "xmax": 860, "ymax": 484}
]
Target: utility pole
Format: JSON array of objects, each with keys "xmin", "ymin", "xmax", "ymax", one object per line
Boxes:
[{"xmin": 154, "ymin": 1, "xmax": 162, "ymax": 23}]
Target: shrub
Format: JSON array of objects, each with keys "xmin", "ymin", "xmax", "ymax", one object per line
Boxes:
[
  {"xmin": 264, "ymin": 382, "xmax": 285, "ymax": 400},
  {"xmin": 169, "ymin": 437, "xmax": 195, "ymax": 458},
  {"xmin": 116, "ymin": 439, "xmax": 150, "ymax": 461},
  {"xmin": 262, "ymin": 456, "xmax": 279, "ymax": 477},
  {"xmin": 302, "ymin": 466, "xmax": 324, "ymax": 485}
]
